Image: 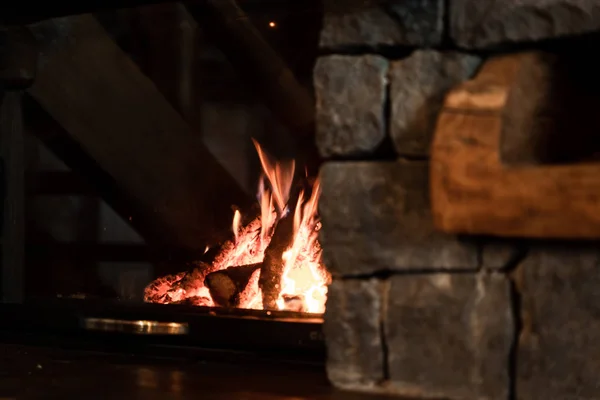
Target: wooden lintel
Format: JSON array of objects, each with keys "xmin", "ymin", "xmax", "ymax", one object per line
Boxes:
[{"xmin": 430, "ymin": 53, "xmax": 600, "ymax": 239}]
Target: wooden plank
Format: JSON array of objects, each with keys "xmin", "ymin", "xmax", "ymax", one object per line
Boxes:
[
  {"xmin": 0, "ymin": 91, "xmax": 25, "ymax": 302},
  {"xmin": 430, "ymin": 53, "xmax": 600, "ymax": 239},
  {"xmin": 27, "ymin": 15, "xmax": 251, "ymax": 251}
]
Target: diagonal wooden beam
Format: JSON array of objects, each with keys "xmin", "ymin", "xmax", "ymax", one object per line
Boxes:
[{"xmin": 27, "ymin": 14, "xmax": 252, "ymax": 252}]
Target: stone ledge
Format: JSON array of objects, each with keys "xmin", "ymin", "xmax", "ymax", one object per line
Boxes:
[
  {"xmin": 319, "ymin": 160, "xmax": 478, "ymax": 276},
  {"xmin": 320, "ymin": 0, "xmax": 443, "ymax": 49},
  {"xmin": 314, "ymin": 55, "xmax": 388, "ymax": 158}
]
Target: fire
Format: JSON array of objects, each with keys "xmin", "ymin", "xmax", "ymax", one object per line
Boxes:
[
  {"xmin": 232, "ymin": 209, "xmax": 242, "ymax": 242},
  {"xmin": 144, "ymin": 140, "xmax": 330, "ymax": 314}
]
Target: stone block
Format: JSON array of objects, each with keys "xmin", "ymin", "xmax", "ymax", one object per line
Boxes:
[
  {"xmin": 386, "ymin": 272, "xmax": 513, "ymax": 400},
  {"xmin": 482, "ymin": 240, "xmax": 524, "ymax": 271},
  {"xmin": 390, "ymin": 50, "xmax": 481, "ymax": 157},
  {"xmin": 319, "ymin": 161, "xmax": 478, "ymax": 276},
  {"xmin": 517, "ymin": 245, "xmax": 600, "ymax": 399},
  {"xmin": 324, "ymin": 278, "xmax": 385, "ymax": 390},
  {"xmin": 451, "ymin": 0, "xmax": 600, "ymax": 49},
  {"xmin": 320, "ymin": 0, "xmax": 444, "ymax": 49},
  {"xmin": 314, "ymin": 55, "xmax": 388, "ymax": 158}
]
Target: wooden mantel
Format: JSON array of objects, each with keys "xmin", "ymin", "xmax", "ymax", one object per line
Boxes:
[{"xmin": 430, "ymin": 53, "xmax": 600, "ymax": 239}]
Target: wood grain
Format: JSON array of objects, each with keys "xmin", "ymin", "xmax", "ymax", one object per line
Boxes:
[
  {"xmin": 27, "ymin": 15, "xmax": 250, "ymax": 251},
  {"xmin": 431, "ymin": 53, "xmax": 600, "ymax": 239}
]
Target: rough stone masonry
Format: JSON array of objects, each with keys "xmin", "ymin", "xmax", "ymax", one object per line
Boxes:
[{"xmin": 316, "ymin": 0, "xmax": 600, "ymax": 399}]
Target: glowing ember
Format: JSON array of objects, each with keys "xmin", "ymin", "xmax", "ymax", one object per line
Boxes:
[{"xmin": 144, "ymin": 140, "xmax": 330, "ymax": 314}]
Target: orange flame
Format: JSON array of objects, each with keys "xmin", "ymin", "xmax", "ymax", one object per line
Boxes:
[
  {"xmin": 252, "ymin": 139, "xmax": 295, "ymax": 216},
  {"xmin": 144, "ymin": 139, "xmax": 330, "ymax": 313},
  {"xmin": 232, "ymin": 210, "xmax": 242, "ymax": 243}
]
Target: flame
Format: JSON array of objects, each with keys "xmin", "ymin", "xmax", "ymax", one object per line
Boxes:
[
  {"xmin": 276, "ymin": 178, "xmax": 326, "ymax": 313},
  {"xmin": 252, "ymin": 138, "xmax": 294, "ymax": 216},
  {"xmin": 232, "ymin": 210, "xmax": 242, "ymax": 242},
  {"xmin": 258, "ymin": 176, "xmax": 276, "ymax": 244},
  {"xmin": 145, "ymin": 140, "xmax": 330, "ymax": 314}
]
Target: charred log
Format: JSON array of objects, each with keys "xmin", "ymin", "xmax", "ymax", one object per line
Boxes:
[
  {"xmin": 259, "ymin": 182, "xmax": 304, "ymax": 310},
  {"xmin": 204, "ymin": 263, "xmax": 261, "ymax": 307},
  {"xmin": 260, "ymin": 211, "xmax": 294, "ymax": 310}
]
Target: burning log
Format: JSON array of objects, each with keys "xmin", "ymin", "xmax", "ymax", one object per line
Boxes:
[
  {"xmin": 204, "ymin": 263, "xmax": 261, "ymax": 308},
  {"xmin": 260, "ymin": 205, "xmax": 297, "ymax": 310}
]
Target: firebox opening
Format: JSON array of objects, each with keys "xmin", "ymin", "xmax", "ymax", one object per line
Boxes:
[
  {"xmin": 144, "ymin": 140, "xmax": 331, "ymax": 314},
  {"xmin": 20, "ymin": 0, "xmax": 327, "ymax": 319}
]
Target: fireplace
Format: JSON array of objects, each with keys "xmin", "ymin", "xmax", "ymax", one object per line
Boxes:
[
  {"xmin": 3, "ymin": 0, "xmax": 600, "ymax": 398},
  {"xmin": 0, "ymin": 0, "xmax": 327, "ymax": 360}
]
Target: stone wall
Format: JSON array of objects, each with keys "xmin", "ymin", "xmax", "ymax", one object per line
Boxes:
[{"xmin": 316, "ymin": 1, "xmax": 600, "ymax": 399}]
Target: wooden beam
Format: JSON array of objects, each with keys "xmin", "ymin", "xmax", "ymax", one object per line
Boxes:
[
  {"xmin": 27, "ymin": 15, "xmax": 251, "ymax": 252},
  {"xmin": 430, "ymin": 53, "xmax": 600, "ymax": 239}
]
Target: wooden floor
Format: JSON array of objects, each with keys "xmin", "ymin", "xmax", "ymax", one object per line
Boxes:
[{"xmin": 0, "ymin": 344, "xmax": 396, "ymax": 400}]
